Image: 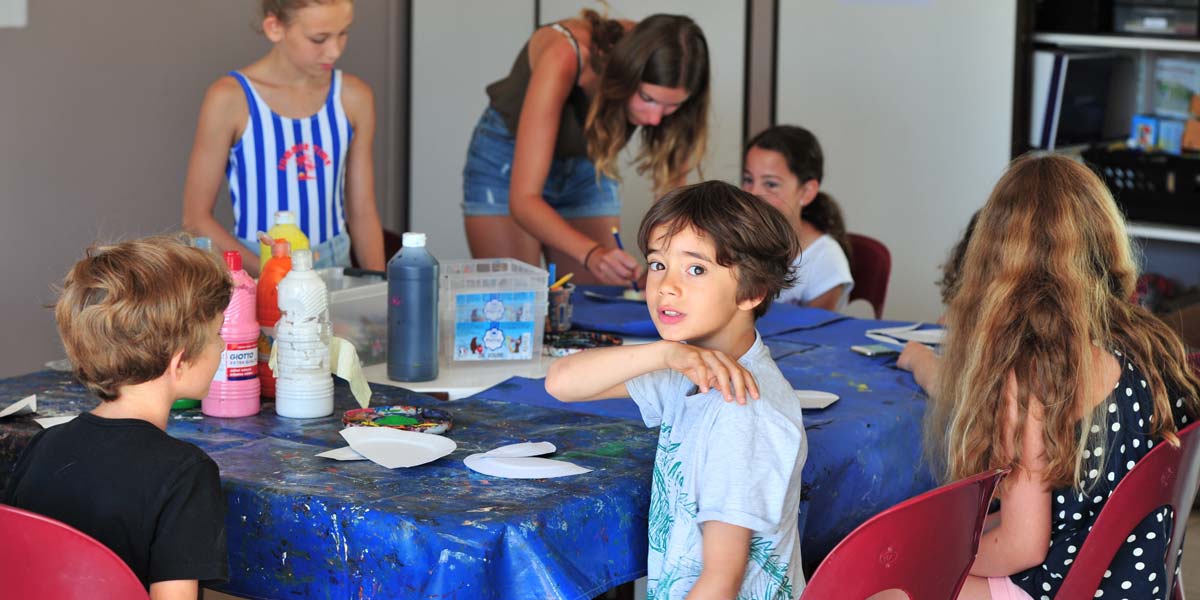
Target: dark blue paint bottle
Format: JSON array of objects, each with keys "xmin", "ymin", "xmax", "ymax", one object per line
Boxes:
[{"xmin": 387, "ymin": 232, "xmax": 439, "ymax": 381}]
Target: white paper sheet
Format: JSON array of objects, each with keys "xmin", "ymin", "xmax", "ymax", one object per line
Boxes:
[
  {"xmin": 865, "ymin": 323, "xmax": 946, "ymax": 347},
  {"xmin": 0, "ymin": 394, "xmax": 35, "ymax": 418},
  {"xmin": 34, "ymin": 415, "xmax": 76, "ymax": 429},
  {"xmin": 315, "ymin": 446, "xmax": 367, "ymax": 461},
  {"xmin": 795, "ymin": 390, "xmax": 839, "ymax": 410}
]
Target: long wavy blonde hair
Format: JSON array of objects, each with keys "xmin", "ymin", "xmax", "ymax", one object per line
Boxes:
[
  {"xmin": 582, "ymin": 10, "xmax": 710, "ymax": 195},
  {"xmin": 926, "ymin": 154, "xmax": 1200, "ymax": 490}
]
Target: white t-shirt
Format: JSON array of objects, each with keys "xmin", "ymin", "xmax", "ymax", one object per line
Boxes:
[
  {"xmin": 626, "ymin": 332, "xmax": 807, "ymax": 600},
  {"xmin": 775, "ymin": 233, "xmax": 853, "ymax": 310}
]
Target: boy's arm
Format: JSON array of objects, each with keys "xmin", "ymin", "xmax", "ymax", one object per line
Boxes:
[
  {"xmin": 545, "ymin": 340, "xmax": 760, "ymax": 404},
  {"xmin": 149, "ymin": 579, "xmax": 199, "ymax": 600},
  {"xmin": 545, "ymin": 342, "xmax": 666, "ymax": 402},
  {"xmin": 687, "ymin": 521, "xmax": 751, "ymax": 600}
]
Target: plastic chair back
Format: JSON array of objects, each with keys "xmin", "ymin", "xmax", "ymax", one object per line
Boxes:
[
  {"xmin": 803, "ymin": 468, "xmax": 1006, "ymax": 600},
  {"xmin": 848, "ymin": 233, "xmax": 891, "ymax": 319},
  {"xmin": 1054, "ymin": 421, "xmax": 1200, "ymax": 600},
  {"xmin": 0, "ymin": 504, "xmax": 148, "ymax": 599}
]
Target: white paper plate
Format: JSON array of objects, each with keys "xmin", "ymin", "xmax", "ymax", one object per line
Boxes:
[
  {"xmin": 315, "ymin": 446, "xmax": 367, "ymax": 461},
  {"xmin": 339, "ymin": 427, "xmax": 457, "ymax": 469},
  {"xmin": 464, "ymin": 453, "xmax": 591, "ymax": 479},
  {"xmin": 485, "ymin": 441, "xmax": 556, "ymax": 458},
  {"xmin": 795, "ymin": 390, "xmax": 839, "ymax": 410}
]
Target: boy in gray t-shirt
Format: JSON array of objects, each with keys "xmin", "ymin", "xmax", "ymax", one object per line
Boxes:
[{"xmin": 546, "ymin": 181, "xmax": 807, "ymax": 599}]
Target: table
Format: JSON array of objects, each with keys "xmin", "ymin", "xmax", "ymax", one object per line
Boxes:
[
  {"xmin": 0, "ymin": 371, "xmax": 657, "ymax": 600},
  {"xmin": 0, "ymin": 301, "xmax": 937, "ymax": 596},
  {"xmin": 465, "ymin": 315, "xmax": 938, "ymax": 565}
]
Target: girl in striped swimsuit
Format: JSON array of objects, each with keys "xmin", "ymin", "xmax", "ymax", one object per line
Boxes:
[{"xmin": 183, "ymin": 0, "xmax": 384, "ymax": 276}]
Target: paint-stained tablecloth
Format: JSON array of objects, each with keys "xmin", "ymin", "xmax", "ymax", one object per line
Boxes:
[
  {"xmin": 0, "ymin": 313, "xmax": 937, "ymax": 596},
  {"xmin": 0, "ymin": 370, "xmax": 656, "ymax": 600},
  {"xmin": 471, "ymin": 319, "xmax": 938, "ymax": 568}
]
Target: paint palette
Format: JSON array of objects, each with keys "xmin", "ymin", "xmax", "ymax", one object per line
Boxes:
[
  {"xmin": 544, "ymin": 330, "xmax": 624, "ymax": 357},
  {"xmin": 342, "ymin": 405, "xmax": 453, "ymax": 435},
  {"xmin": 794, "ymin": 390, "xmax": 839, "ymax": 410},
  {"xmin": 582, "ymin": 290, "xmax": 647, "ymax": 304},
  {"xmin": 339, "ymin": 427, "xmax": 457, "ymax": 469}
]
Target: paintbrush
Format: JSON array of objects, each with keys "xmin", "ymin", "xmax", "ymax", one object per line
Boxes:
[{"xmin": 610, "ymin": 226, "xmax": 639, "ymax": 292}]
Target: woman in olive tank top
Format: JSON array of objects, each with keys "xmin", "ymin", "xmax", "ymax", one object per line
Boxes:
[{"xmin": 463, "ymin": 9, "xmax": 710, "ymax": 286}]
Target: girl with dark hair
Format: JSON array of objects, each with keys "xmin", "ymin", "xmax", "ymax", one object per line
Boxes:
[
  {"xmin": 742, "ymin": 125, "xmax": 854, "ymax": 311},
  {"xmin": 463, "ymin": 9, "xmax": 711, "ymax": 286}
]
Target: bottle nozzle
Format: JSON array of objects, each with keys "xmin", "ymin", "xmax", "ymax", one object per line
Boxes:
[
  {"xmin": 291, "ymin": 249, "xmax": 313, "ymax": 271},
  {"xmin": 272, "ymin": 238, "xmax": 291, "ymax": 258},
  {"xmin": 224, "ymin": 251, "xmax": 242, "ymax": 271}
]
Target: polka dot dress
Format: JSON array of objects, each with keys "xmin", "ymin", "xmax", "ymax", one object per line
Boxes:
[{"xmin": 1012, "ymin": 352, "xmax": 1190, "ymax": 600}]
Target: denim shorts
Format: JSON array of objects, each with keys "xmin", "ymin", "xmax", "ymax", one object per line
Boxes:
[{"xmin": 462, "ymin": 107, "xmax": 620, "ymax": 218}]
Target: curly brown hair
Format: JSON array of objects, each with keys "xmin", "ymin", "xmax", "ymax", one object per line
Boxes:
[
  {"xmin": 55, "ymin": 235, "xmax": 232, "ymax": 401},
  {"xmin": 637, "ymin": 181, "xmax": 799, "ymax": 319}
]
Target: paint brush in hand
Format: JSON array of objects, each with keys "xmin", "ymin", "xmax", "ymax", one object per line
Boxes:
[{"xmin": 610, "ymin": 226, "xmax": 639, "ymax": 292}]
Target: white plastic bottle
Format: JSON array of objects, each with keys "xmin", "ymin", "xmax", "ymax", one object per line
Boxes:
[{"xmin": 273, "ymin": 249, "xmax": 334, "ymax": 418}]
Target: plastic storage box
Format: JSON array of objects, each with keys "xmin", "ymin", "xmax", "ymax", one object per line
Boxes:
[
  {"xmin": 439, "ymin": 259, "xmax": 548, "ymax": 364},
  {"xmin": 317, "ymin": 268, "xmax": 388, "ymax": 366}
]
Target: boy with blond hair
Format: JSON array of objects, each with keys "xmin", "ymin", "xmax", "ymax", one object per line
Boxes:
[
  {"xmin": 546, "ymin": 181, "xmax": 808, "ymax": 599},
  {"xmin": 4, "ymin": 235, "xmax": 232, "ymax": 599}
]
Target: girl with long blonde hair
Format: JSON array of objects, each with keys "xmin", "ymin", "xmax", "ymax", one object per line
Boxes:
[
  {"xmin": 462, "ymin": 9, "xmax": 709, "ymax": 285},
  {"xmin": 927, "ymin": 155, "xmax": 1199, "ymax": 599}
]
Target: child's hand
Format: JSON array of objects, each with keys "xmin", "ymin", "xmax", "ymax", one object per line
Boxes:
[
  {"xmin": 661, "ymin": 341, "xmax": 760, "ymax": 404},
  {"xmin": 897, "ymin": 341, "xmax": 940, "ymax": 393},
  {"xmin": 897, "ymin": 341, "xmax": 934, "ymax": 373}
]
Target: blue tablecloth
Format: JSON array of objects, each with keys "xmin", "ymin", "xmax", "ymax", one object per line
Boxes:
[
  {"xmin": 0, "ymin": 313, "xmax": 937, "ymax": 594},
  {"xmin": 0, "ymin": 371, "xmax": 656, "ymax": 600},
  {"xmin": 571, "ymin": 285, "xmax": 848, "ymax": 338},
  {"xmin": 469, "ymin": 331, "xmax": 935, "ymax": 566}
]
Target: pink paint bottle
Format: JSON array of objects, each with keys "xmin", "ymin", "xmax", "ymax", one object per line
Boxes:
[{"xmin": 203, "ymin": 251, "xmax": 262, "ymax": 417}]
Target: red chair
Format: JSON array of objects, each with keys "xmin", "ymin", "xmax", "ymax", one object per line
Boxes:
[
  {"xmin": 803, "ymin": 468, "xmax": 1006, "ymax": 600},
  {"xmin": 1053, "ymin": 421, "xmax": 1200, "ymax": 600},
  {"xmin": 0, "ymin": 504, "xmax": 147, "ymax": 599},
  {"xmin": 848, "ymin": 233, "xmax": 891, "ymax": 319}
]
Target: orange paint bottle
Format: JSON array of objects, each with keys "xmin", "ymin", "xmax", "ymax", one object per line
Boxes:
[{"xmin": 257, "ymin": 238, "xmax": 292, "ymax": 397}]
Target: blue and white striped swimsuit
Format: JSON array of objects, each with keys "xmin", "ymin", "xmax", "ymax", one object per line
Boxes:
[{"xmin": 226, "ymin": 70, "xmax": 353, "ymax": 248}]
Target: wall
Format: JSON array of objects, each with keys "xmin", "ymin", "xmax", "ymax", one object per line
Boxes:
[
  {"xmin": 776, "ymin": 0, "xmax": 1016, "ymax": 322},
  {"xmin": 408, "ymin": 0, "xmax": 533, "ymax": 261},
  {"xmin": 0, "ymin": 0, "xmax": 402, "ymax": 377}
]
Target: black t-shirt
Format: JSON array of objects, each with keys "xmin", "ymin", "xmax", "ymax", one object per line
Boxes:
[{"xmin": 3, "ymin": 412, "xmax": 228, "ymax": 589}]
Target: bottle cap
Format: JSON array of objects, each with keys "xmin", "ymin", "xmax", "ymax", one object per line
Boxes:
[
  {"xmin": 402, "ymin": 232, "xmax": 427, "ymax": 248},
  {"xmin": 224, "ymin": 251, "xmax": 241, "ymax": 271},
  {"xmin": 274, "ymin": 210, "xmax": 297, "ymax": 226},
  {"xmin": 272, "ymin": 238, "xmax": 291, "ymax": 258},
  {"xmin": 291, "ymin": 249, "xmax": 313, "ymax": 271}
]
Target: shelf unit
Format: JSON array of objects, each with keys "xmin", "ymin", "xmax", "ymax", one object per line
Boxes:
[
  {"xmin": 1016, "ymin": 21, "xmax": 1200, "ymax": 285},
  {"xmin": 1127, "ymin": 222, "xmax": 1200, "ymax": 244},
  {"xmin": 1033, "ymin": 32, "xmax": 1200, "ymax": 53}
]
